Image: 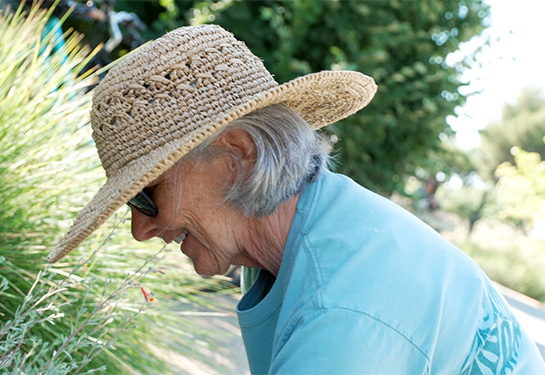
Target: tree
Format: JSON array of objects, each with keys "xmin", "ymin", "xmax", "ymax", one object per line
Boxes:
[
  {"xmin": 493, "ymin": 145, "xmax": 545, "ymax": 228},
  {"xmin": 114, "ymin": 0, "xmax": 492, "ymax": 194},
  {"xmin": 477, "ymin": 86, "xmax": 545, "ymax": 180},
  {"xmin": 442, "ymin": 87, "xmax": 545, "ymax": 233}
]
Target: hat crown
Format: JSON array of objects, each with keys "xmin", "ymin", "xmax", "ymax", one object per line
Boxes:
[{"xmin": 91, "ymin": 25, "xmax": 278, "ymax": 176}]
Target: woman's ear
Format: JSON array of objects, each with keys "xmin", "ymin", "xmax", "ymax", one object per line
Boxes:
[{"xmin": 214, "ymin": 128, "xmax": 256, "ymax": 169}]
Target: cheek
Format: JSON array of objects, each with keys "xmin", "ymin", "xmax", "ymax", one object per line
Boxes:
[{"xmin": 153, "ymin": 182, "xmax": 185, "ymax": 224}]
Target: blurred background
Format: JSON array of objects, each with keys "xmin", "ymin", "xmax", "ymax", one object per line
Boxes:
[{"xmin": 1, "ymin": 0, "xmax": 543, "ymax": 374}]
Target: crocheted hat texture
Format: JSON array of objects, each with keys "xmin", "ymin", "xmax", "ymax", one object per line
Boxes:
[{"xmin": 47, "ymin": 24, "xmax": 377, "ymax": 263}]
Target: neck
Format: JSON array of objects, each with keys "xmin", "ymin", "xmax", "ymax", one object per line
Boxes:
[{"xmin": 238, "ymin": 193, "xmax": 300, "ymax": 277}]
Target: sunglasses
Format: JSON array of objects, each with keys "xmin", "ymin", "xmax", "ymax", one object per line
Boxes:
[{"xmin": 127, "ymin": 188, "xmax": 158, "ymax": 217}]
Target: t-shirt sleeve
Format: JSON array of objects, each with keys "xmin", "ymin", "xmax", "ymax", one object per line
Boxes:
[{"xmin": 269, "ymin": 308, "xmax": 430, "ymax": 375}]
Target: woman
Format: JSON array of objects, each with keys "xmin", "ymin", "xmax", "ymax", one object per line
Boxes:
[{"xmin": 49, "ymin": 25, "xmax": 545, "ymax": 374}]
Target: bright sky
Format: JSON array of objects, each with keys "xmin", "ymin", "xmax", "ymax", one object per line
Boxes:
[{"xmin": 447, "ymin": 0, "xmax": 545, "ymax": 149}]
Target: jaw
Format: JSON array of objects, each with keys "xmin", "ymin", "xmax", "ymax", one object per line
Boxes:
[{"xmin": 230, "ymin": 252, "xmax": 263, "ymax": 270}]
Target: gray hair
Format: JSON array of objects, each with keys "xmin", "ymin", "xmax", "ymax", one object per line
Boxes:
[{"xmin": 187, "ymin": 103, "xmax": 332, "ymax": 217}]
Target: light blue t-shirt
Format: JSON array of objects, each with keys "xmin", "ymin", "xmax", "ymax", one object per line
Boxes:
[{"xmin": 236, "ymin": 171, "xmax": 544, "ymax": 374}]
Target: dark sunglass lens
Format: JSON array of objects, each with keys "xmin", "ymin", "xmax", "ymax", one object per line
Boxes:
[{"xmin": 127, "ymin": 190, "xmax": 158, "ymax": 217}]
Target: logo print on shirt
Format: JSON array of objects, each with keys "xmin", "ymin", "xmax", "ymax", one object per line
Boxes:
[{"xmin": 460, "ymin": 286, "xmax": 521, "ymax": 375}]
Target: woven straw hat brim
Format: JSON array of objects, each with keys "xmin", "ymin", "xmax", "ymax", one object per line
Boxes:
[{"xmin": 47, "ymin": 70, "xmax": 377, "ymax": 263}]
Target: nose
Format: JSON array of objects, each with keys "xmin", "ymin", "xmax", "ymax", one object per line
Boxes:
[{"xmin": 130, "ymin": 207, "xmax": 159, "ymax": 241}]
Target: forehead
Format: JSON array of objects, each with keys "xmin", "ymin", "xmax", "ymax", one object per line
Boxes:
[{"xmin": 146, "ymin": 159, "xmax": 184, "ymax": 188}]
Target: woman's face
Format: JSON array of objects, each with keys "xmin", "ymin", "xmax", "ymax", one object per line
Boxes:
[{"xmin": 130, "ymin": 153, "xmax": 258, "ymax": 276}]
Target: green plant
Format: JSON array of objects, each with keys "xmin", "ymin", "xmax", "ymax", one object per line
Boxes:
[
  {"xmin": 0, "ymin": 218, "xmax": 168, "ymax": 374},
  {"xmin": 1, "ymin": 3, "xmax": 236, "ymax": 374},
  {"xmin": 494, "ymin": 147, "xmax": 545, "ymax": 227}
]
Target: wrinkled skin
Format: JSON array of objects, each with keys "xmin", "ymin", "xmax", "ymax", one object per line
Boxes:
[{"xmin": 130, "ymin": 128, "xmax": 297, "ymax": 277}]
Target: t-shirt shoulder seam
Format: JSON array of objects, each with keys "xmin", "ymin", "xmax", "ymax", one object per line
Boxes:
[{"xmin": 301, "ymin": 236, "xmax": 324, "ymax": 300}]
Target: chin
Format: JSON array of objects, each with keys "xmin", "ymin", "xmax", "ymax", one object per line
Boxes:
[
  {"xmin": 193, "ymin": 263, "xmax": 226, "ymax": 277},
  {"xmin": 194, "ymin": 269, "xmax": 217, "ymax": 277}
]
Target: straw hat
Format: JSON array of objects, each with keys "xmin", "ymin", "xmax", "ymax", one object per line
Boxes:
[{"xmin": 47, "ymin": 24, "xmax": 377, "ymax": 263}]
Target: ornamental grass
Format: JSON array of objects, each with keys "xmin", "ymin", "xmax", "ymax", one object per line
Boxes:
[{"xmin": 0, "ymin": 3, "xmax": 233, "ymax": 374}]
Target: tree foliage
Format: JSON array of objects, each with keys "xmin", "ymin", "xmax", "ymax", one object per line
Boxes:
[
  {"xmin": 494, "ymin": 145, "xmax": 545, "ymax": 226},
  {"xmin": 112, "ymin": 0, "xmax": 492, "ymax": 194},
  {"xmin": 477, "ymin": 86, "xmax": 545, "ymax": 180},
  {"xmin": 443, "ymin": 86, "xmax": 545, "ymax": 232}
]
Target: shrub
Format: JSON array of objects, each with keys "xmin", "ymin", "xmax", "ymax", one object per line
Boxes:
[{"xmin": 0, "ymin": 3, "xmax": 233, "ymax": 374}]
